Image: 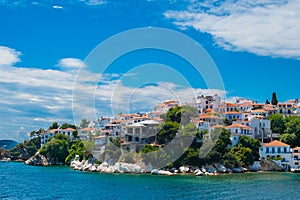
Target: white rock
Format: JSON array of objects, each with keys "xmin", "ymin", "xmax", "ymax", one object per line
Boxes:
[{"xmin": 151, "ymin": 169, "xmax": 173, "ymax": 176}]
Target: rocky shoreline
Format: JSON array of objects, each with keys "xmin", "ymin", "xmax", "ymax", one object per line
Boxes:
[
  {"xmin": 69, "ymin": 155, "xmax": 269, "ymax": 176},
  {"xmin": 22, "ymin": 153, "xmax": 286, "ymax": 176}
]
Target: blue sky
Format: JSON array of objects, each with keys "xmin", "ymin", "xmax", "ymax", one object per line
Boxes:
[{"xmin": 0, "ymin": 0, "xmax": 300, "ymax": 140}]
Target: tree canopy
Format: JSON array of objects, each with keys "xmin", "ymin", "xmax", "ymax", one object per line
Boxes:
[{"xmin": 269, "ymin": 113, "xmax": 286, "ymax": 134}]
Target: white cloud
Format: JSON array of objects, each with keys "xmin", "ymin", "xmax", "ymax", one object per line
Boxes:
[
  {"xmin": 52, "ymin": 5, "xmax": 63, "ymax": 9},
  {"xmin": 0, "ymin": 46, "xmax": 226, "ymax": 140},
  {"xmin": 57, "ymin": 58, "xmax": 86, "ymax": 70},
  {"xmin": 0, "ymin": 46, "xmax": 21, "ymax": 66},
  {"xmin": 85, "ymin": 0, "xmax": 106, "ymax": 6},
  {"xmin": 165, "ymin": 0, "xmax": 300, "ymax": 59}
]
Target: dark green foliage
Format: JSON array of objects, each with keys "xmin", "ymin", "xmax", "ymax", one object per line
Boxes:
[
  {"xmin": 156, "ymin": 105, "xmax": 198, "ymax": 145},
  {"xmin": 65, "ymin": 140, "xmax": 88, "ymax": 164},
  {"xmin": 238, "ymin": 135, "xmax": 260, "ymax": 161},
  {"xmin": 277, "ymin": 116, "xmax": 300, "ymax": 147},
  {"xmin": 269, "ymin": 113, "xmax": 286, "ymax": 134},
  {"xmin": 226, "ymin": 136, "xmax": 260, "ymax": 167},
  {"xmin": 265, "ymin": 99, "xmax": 270, "ymax": 104},
  {"xmin": 30, "ymin": 128, "xmax": 45, "ymax": 137},
  {"xmin": 141, "ymin": 144, "xmax": 159, "ymax": 154},
  {"xmin": 109, "ymin": 137, "xmax": 121, "ymax": 147},
  {"xmin": 8, "ymin": 137, "xmax": 41, "ymax": 160},
  {"xmin": 271, "ymin": 92, "xmax": 278, "ymax": 105},
  {"xmin": 49, "ymin": 122, "xmax": 59, "ymax": 130},
  {"xmin": 156, "ymin": 121, "xmax": 179, "ymax": 144},
  {"xmin": 231, "ymin": 145, "xmax": 254, "ymax": 167},
  {"xmin": 280, "ymin": 133, "xmax": 297, "ymax": 147},
  {"xmin": 222, "ymin": 152, "xmax": 240, "ymax": 168},
  {"xmin": 39, "ymin": 134, "xmax": 69, "ymax": 164},
  {"xmin": 80, "ymin": 118, "xmax": 90, "ymax": 129},
  {"xmin": 60, "ymin": 123, "xmax": 77, "ymax": 130}
]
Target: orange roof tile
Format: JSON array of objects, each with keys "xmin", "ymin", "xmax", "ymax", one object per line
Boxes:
[
  {"xmin": 199, "ymin": 114, "xmax": 221, "ymax": 119},
  {"xmin": 210, "ymin": 125, "xmax": 225, "ymax": 129},
  {"xmin": 226, "ymin": 123, "xmax": 251, "ymax": 130},
  {"xmin": 251, "ymin": 109, "xmax": 267, "ymax": 113},
  {"xmin": 224, "ymin": 111, "xmax": 242, "ymax": 114},
  {"xmin": 81, "ymin": 127, "xmax": 95, "ymax": 131},
  {"xmin": 263, "ymin": 140, "xmax": 289, "ymax": 147}
]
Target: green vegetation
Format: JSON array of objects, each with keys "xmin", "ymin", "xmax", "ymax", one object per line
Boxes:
[
  {"xmin": 39, "ymin": 134, "xmax": 69, "ymax": 163},
  {"xmin": 269, "ymin": 113, "xmax": 286, "ymax": 133},
  {"xmin": 271, "ymin": 92, "xmax": 278, "ymax": 105},
  {"xmin": 157, "ymin": 106, "xmax": 198, "ymax": 145},
  {"xmin": 5, "ymin": 137, "xmax": 41, "ymax": 161},
  {"xmin": 270, "ymin": 114, "xmax": 300, "ymax": 147},
  {"xmin": 80, "ymin": 118, "xmax": 90, "ymax": 128},
  {"xmin": 39, "ymin": 134, "xmax": 94, "ymax": 164},
  {"xmin": 65, "ymin": 140, "xmax": 93, "ymax": 164}
]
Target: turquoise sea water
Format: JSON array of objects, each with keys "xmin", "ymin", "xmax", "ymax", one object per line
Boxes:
[{"xmin": 1, "ymin": 162, "xmax": 300, "ymax": 200}]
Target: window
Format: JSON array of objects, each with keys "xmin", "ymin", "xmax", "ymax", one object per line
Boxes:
[
  {"xmin": 266, "ymin": 147, "xmax": 269, "ymax": 153},
  {"xmin": 272, "ymin": 147, "xmax": 275, "ymax": 153}
]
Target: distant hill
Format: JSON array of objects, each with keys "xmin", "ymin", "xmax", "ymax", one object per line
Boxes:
[{"xmin": 0, "ymin": 140, "xmax": 18, "ymax": 150}]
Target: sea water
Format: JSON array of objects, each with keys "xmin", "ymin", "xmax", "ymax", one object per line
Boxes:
[{"xmin": 1, "ymin": 162, "xmax": 300, "ymax": 199}]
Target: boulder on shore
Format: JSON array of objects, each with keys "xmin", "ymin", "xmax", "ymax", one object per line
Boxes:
[
  {"xmin": 24, "ymin": 152, "xmax": 49, "ymax": 166},
  {"xmin": 151, "ymin": 169, "xmax": 173, "ymax": 176}
]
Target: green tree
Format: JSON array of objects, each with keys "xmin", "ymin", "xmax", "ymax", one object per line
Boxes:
[
  {"xmin": 280, "ymin": 133, "xmax": 297, "ymax": 147},
  {"xmin": 80, "ymin": 118, "xmax": 90, "ymax": 128},
  {"xmin": 265, "ymin": 99, "xmax": 270, "ymax": 104},
  {"xmin": 271, "ymin": 92, "xmax": 278, "ymax": 105},
  {"xmin": 60, "ymin": 123, "xmax": 77, "ymax": 130},
  {"xmin": 222, "ymin": 152, "xmax": 240, "ymax": 168},
  {"xmin": 203, "ymin": 129, "xmax": 232, "ymax": 164},
  {"xmin": 141, "ymin": 144, "xmax": 159, "ymax": 154},
  {"xmin": 49, "ymin": 122, "xmax": 59, "ymax": 130},
  {"xmin": 284, "ymin": 116, "xmax": 300, "ymax": 147},
  {"xmin": 65, "ymin": 140, "xmax": 89, "ymax": 164},
  {"xmin": 156, "ymin": 121, "xmax": 179, "ymax": 144},
  {"xmin": 269, "ymin": 113, "xmax": 286, "ymax": 134},
  {"xmin": 39, "ymin": 134, "xmax": 69, "ymax": 163},
  {"xmin": 231, "ymin": 145, "xmax": 254, "ymax": 167},
  {"xmin": 238, "ymin": 135, "xmax": 261, "ymax": 160}
]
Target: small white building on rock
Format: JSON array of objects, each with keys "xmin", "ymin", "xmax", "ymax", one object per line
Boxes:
[{"xmin": 259, "ymin": 140, "xmax": 292, "ymax": 171}]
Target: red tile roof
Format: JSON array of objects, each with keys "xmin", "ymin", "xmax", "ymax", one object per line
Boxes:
[
  {"xmin": 226, "ymin": 123, "xmax": 251, "ymax": 130},
  {"xmin": 263, "ymin": 140, "xmax": 289, "ymax": 147}
]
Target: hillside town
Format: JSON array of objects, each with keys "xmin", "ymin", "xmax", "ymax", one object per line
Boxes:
[{"xmin": 38, "ymin": 93, "xmax": 300, "ymax": 172}]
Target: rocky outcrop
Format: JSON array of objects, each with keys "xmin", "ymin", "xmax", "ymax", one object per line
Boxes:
[
  {"xmin": 259, "ymin": 159, "xmax": 285, "ymax": 171},
  {"xmin": 24, "ymin": 152, "xmax": 49, "ymax": 166},
  {"xmin": 71, "ymin": 157, "xmax": 154, "ymax": 174},
  {"xmin": 249, "ymin": 161, "xmax": 261, "ymax": 172},
  {"xmin": 24, "ymin": 152, "xmax": 64, "ymax": 166}
]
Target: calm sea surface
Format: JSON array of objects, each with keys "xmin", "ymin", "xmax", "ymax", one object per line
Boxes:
[{"xmin": 1, "ymin": 162, "xmax": 300, "ymax": 200}]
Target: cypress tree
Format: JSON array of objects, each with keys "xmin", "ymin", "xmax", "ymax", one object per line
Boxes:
[{"xmin": 271, "ymin": 92, "xmax": 278, "ymax": 105}]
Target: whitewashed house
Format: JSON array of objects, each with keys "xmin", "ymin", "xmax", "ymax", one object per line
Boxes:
[
  {"xmin": 259, "ymin": 140, "xmax": 292, "ymax": 170},
  {"xmin": 40, "ymin": 128, "xmax": 75, "ymax": 145},
  {"xmin": 226, "ymin": 123, "xmax": 252, "ymax": 137}
]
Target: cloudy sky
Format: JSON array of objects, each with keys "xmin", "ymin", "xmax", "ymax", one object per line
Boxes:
[{"xmin": 0, "ymin": 0, "xmax": 299, "ymax": 141}]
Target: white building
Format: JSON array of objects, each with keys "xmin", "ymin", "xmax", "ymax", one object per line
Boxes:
[
  {"xmin": 226, "ymin": 123, "xmax": 252, "ymax": 137},
  {"xmin": 78, "ymin": 127, "xmax": 96, "ymax": 140},
  {"xmin": 40, "ymin": 128, "xmax": 75, "ymax": 145},
  {"xmin": 292, "ymin": 147, "xmax": 300, "ymax": 169},
  {"xmin": 192, "ymin": 94, "xmax": 221, "ymax": 114},
  {"xmin": 259, "ymin": 140, "xmax": 292, "ymax": 170}
]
